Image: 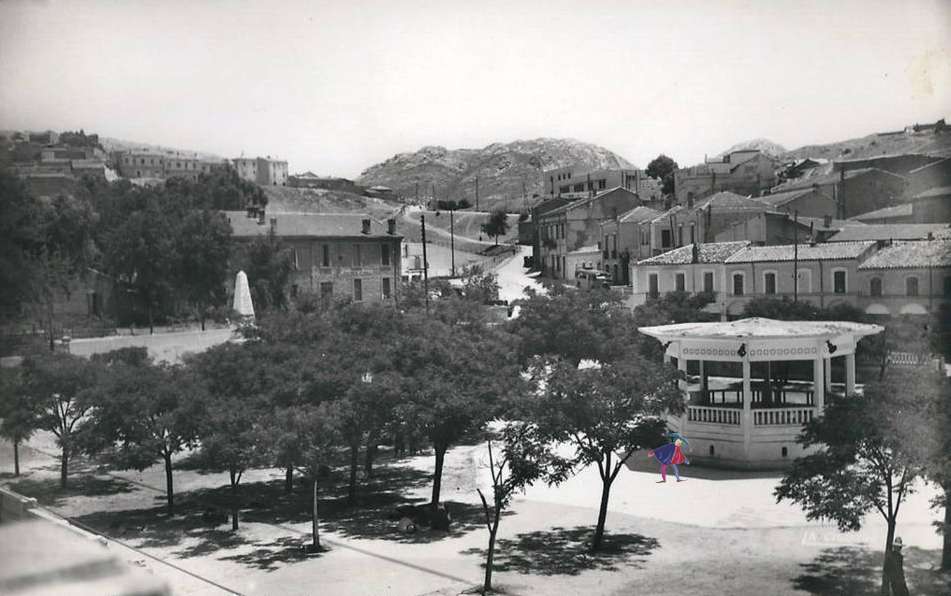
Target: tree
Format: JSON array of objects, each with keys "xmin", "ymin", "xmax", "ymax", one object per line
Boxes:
[
  {"xmin": 294, "ymin": 404, "xmax": 341, "ymax": 552},
  {"xmin": 775, "ymin": 376, "xmax": 928, "ymax": 594},
  {"xmin": 0, "ymin": 173, "xmax": 46, "ymax": 322},
  {"xmin": 476, "ymin": 424, "xmax": 571, "ymax": 593},
  {"xmin": 483, "ymin": 208, "xmax": 510, "ymax": 246},
  {"xmin": 233, "ymin": 231, "xmax": 294, "ymax": 312},
  {"xmin": 174, "ymin": 210, "xmax": 232, "ymax": 330},
  {"xmin": 21, "ymin": 353, "xmax": 98, "ymax": 488},
  {"xmin": 530, "ymin": 354, "xmax": 683, "ymax": 550},
  {"xmin": 86, "ymin": 349, "xmax": 202, "ymax": 514},
  {"xmin": 190, "ymin": 343, "xmax": 271, "ymax": 530},
  {"xmin": 460, "ymin": 265, "xmax": 500, "ymax": 305},
  {"xmin": 0, "ymin": 368, "xmax": 39, "ymax": 476},
  {"xmin": 646, "ymin": 154, "xmax": 678, "ymax": 195}
]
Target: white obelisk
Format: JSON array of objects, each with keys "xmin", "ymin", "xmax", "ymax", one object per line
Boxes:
[{"xmin": 233, "ymin": 270, "xmax": 255, "ymax": 319}]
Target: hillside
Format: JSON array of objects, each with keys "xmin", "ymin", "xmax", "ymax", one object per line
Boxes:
[
  {"xmin": 99, "ymin": 136, "xmax": 225, "ymax": 160},
  {"xmin": 718, "ymin": 138, "xmax": 787, "ymax": 159},
  {"xmin": 356, "ymin": 138, "xmax": 634, "ymax": 212},
  {"xmin": 261, "ymin": 186, "xmax": 400, "ymax": 219},
  {"xmin": 781, "ymin": 128, "xmax": 951, "ymax": 162}
]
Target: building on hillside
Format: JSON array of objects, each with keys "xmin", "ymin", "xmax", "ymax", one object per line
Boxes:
[
  {"xmin": 40, "ymin": 146, "xmax": 96, "ymax": 161},
  {"xmin": 365, "ymin": 185, "xmax": 395, "ymax": 200},
  {"xmin": 857, "ymin": 239, "xmax": 951, "ymax": 316},
  {"xmin": 288, "ymin": 172, "xmax": 363, "ymax": 193},
  {"xmin": 769, "ymin": 167, "xmax": 909, "ymax": 219},
  {"xmin": 599, "ymin": 205, "xmax": 662, "ymax": 284},
  {"xmin": 28, "ymin": 130, "xmax": 59, "ymax": 144},
  {"xmin": 70, "ymin": 159, "xmax": 106, "ymax": 180},
  {"xmin": 754, "ymin": 187, "xmax": 836, "ymax": 219},
  {"xmin": 910, "ymin": 186, "xmax": 951, "ymax": 223},
  {"xmin": 225, "ymin": 210, "xmax": 402, "ymax": 303},
  {"xmin": 114, "ymin": 149, "xmax": 225, "ymax": 181},
  {"xmin": 850, "ymin": 203, "xmax": 914, "ymax": 224},
  {"xmin": 826, "ymin": 223, "xmax": 951, "ymax": 243},
  {"xmin": 534, "ymin": 187, "xmax": 641, "ymax": 279},
  {"xmin": 673, "ymin": 150, "xmax": 778, "ymax": 205},
  {"xmin": 528, "ymin": 197, "xmax": 571, "ymax": 268},
  {"xmin": 833, "ymin": 153, "xmax": 942, "ymax": 177},
  {"xmin": 232, "ymin": 156, "xmax": 288, "ymax": 186},
  {"xmin": 543, "ymin": 166, "xmax": 662, "ymax": 201},
  {"xmin": 907, "ymin": 157, "xmax": 951, "ymax": 197}
]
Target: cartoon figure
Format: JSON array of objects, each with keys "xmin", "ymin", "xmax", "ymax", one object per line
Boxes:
[{"xmin": 647, "ymin": 437, "xmax": 689, "ymax": 482}]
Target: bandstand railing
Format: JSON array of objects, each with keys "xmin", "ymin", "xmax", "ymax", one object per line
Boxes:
[
  {"xmin": 753, "ymin": 407, "xmax": 815, "ymax": 426},
  {"xmin": 688, "ymin": 406, "xmax": 741, "ymax": 425}
]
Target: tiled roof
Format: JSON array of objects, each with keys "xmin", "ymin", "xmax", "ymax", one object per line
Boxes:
[
  {"xmin": 692, "ymin": 191, "xmax": 769, "ymax": 212},
  {"xmin": 540, "ymin": 186, "xmax": 636, "ymax": 218},
  {"xmin": 224, "ymin": 211, "xmax": 398, "ymax": 239},
  {"xmin": 772, "ymin": 167, "xmax": 906, "ymax": 192},
  {"xmin": 827, "ymin": 224, "xmax": 951, "ymax": 242},
  {"xmin": 851, "ymin": 203, "xmax": 914, "ymax": 221},
  {"xmin": 755, "ymin": 187, "xmax": 827, "ymax": 207},
  {"xmin": 637, "ymin": 241, "xmax": 750, "ymax": 266},
  {"xmin": 724, "ymin": 241, "xmax": 875, "ymax": 263},
  {"xmin": 618, "ymin": 205, "xmax": 662, "ymax": 223},
  {"xmin": 649, "ymin": 205, "xmax": 686, "ymax": 223},
  {"xmin": 912, "ymin": 185, "xmax": 951, "ymax": 200},
  {"xmin": 858, "ymin": 240, "xmax": 951, "ymax": 269}
]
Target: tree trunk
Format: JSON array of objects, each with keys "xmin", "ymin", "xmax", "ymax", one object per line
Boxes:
[
  {"xmin": 483, "ymin": 526, "xmax": 497, "ymax": 593},
  {"xmin": 230, "ymin": 469, "xmax": 239, "ymax": 531},
  {"xmin": 347, "ymin": 442, "xmax": 359, "ymax": 505},
  {"xmin": 592, "ymin": 477, "xmax": 613, "ymax": 551},
  {"xmin": 881, "ymin": 519, "xmax": 895, "ymax": 595},
  {"xmin": 312, "ymin": 478, "xmax": 320, "ymax": 549},
  {"xmin": 13, "ymin": 439, "xmax": 20, "ymax": 477},
  {"xmin": 60, "ymin": 447, "xmax": 68, "ymax": 489},
  {"xmin": 285, "ymin": 466, "xmax": 294, "ymax": 493},
  {"xmin": 431, "ymin": 444, "xmax": 447, "ymax": 510},
  {"xmin": 364, "ymin": 439, "xmax": 377, "ymax": 478},
  {"xmin": 163, "ymin": 452, "xmax": 174, "ymax": 514},
  {"xmin": 47, "ymin": 301, "xmax": 55, "ymax": 352},
  {"xmin": 943, "ymin": 482, "xmax": 951, "ymax": 571},
  {"xmin": 148, "ymin": 301, "xmax": 154, "ymax": 335}
]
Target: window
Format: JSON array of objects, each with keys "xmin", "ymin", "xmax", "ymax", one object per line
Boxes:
[
  {"xmin": 732, "ymin": 273, "xmax": 745, "ymax": 296},
  {"xmin": 833, "ymin": 270, "xmax": 847, "ymax": 294},
  {"xmin": 764, "ymin": 272, "xmax": 777, "ymax": 295},
  {"xmin": 689, "ymin": 223, "xmax": 696, "ymax": 244},
  {"xmin": 352, "ymin": 244, "xmax": 362, "ymax": 267},
  {"xmin": 381, "ymin": 244, "xmax": 390, "ymax": 266},
  {"xmin": 353, "ymin": 278, "xmax": 363, "ymax": 301},
  {"xmin": 320, "ymin": 282, "xmax": 333, "ymax": 298},
  {"xmin": 322, "ymin": 245, "xmax": 330, "ymax": 267},
  {"xmin": 675, "ymin": 272, "xmax": 685, "ymax": 292},
  {"xmin": 661, "ymin": 229, "xmax": 672, "ymax": 248},
  {"xmin": 648, "ymin": 274, "xmax": 659, "ymax": 297},
  {"xmin": 677, "ymin": 225, "xmax": 683, "ymax": 247},
  {"xmin": 870, "ymin": 277, "xmax": 882, "ymax": 296},
  {"xmin": 290, "ymin": 284, "xmax": 299, "ymax": 298},
  {"xmin": 382, "ymin": 278, "xmax": 391, "ymax": 299},
  {"xmin": 598, "ymin": 179, "xmax": 607, "ymax": 189},
  {"xmin": 292, "ymin": 249, "xmax": 300, "ymax": 271},
  {"xmin": 703, "ymin": 271, "xmax": 714, "ymax": 293},
  {"xmin": 906, "ymin": 276, "xmax": 919, "ymax": 297},
  {"xmin": 573, "ymin": 183, "xmax": 585, "ymax": 192}
]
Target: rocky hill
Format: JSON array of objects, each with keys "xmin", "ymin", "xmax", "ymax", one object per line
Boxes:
[
  {"xmin": 356, "ymin": 138, "xmax": 634, "ymax": 212},
  {"xmin": 781, "ymin": 128, "xmax": 951, "ymax": 162},
  {"xmin": 717, "ymin": 138, "xmax": 787, "ymax": 159}
]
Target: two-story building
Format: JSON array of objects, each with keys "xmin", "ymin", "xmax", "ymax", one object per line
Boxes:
[
  {"xmin": 232, "ymin": 156, "xmax": 289, "ymax": 186},
  {"xmin": 543, "ymin": 167, "xmax": 662, "ymax": 202},
  {"xmin": 535, "ymin": 187, "xmax": 640, "ymax": 280},
  {"xmin": 631, "ymin": 241, "xmax": 751, "ymax": 310},
  {"xmin": 225, "ymin": 210, "xmax": 402, "ymax": 303},
  {"xmin": 599, "ymin": 206, "xmax": 662, "ymax": 284},
  {"xmin": 673, "ymin": 150, "xmax": 777, "ymax": 205},
  {"xmin": 770, "ymin": 167, "xmax": 908, "ymax": 219}
]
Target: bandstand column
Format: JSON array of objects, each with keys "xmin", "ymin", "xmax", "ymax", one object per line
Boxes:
[
  {"xmin": 677, "ymin": 354, "xmax": 689, "ymax": 434},
  {"xmin": 823, "ymin": 358, "xmax": 831, "ymax": 393},
  {"xmin": 813, "ymin": 356, "xmax": 825, "ymax": 412},
  {"xmin": 742, "ymin": 356, "xmax": 752, "ymax": 457},
  {"xmin": 845, "ymin": 353, "xmax": 856, "ymax": 395}
]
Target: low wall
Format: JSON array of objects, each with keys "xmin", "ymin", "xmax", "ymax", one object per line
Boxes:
[{"xmin": 0, "ymin": 486, "xmax": 40, "ymax": 523}]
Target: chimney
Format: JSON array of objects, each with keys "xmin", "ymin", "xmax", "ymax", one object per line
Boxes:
[
  {"xmin": 362, "ymin": 218, "xmax": 371, "ymax": 235},
  {"xmin": 823, "ymin": 214, "xmax": 832, "ymax": 228},
  {"xmin": 691, "ymin": 243, "xmax": 699, "ymax": 264},
  {"xmin": 387, "ymin": 218, "xmax": 396, "ymax": 235}
]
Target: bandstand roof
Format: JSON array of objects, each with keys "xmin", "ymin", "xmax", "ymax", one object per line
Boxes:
[{"xmin": 638, "ymin": 317, "xmax": 883, "ymax": 342}]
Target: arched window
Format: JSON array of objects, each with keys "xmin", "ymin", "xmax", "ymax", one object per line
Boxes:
[
  {"xmin": 870, "ymin": 277, "xmax": 882, "ymax": 297},
  {"xmin": 906, "ymin": 276, "xmax": 919, "ymax": 297}
]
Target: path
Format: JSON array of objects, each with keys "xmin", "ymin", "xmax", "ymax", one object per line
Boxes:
[{"xmin": 491, "ymin": 245, "xmax": 545, "ymax": 303}]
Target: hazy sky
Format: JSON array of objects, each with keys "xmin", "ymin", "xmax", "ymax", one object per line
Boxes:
[{"xmin": 1, "ymin": 0, "xmax": 949, "ymax": 177}]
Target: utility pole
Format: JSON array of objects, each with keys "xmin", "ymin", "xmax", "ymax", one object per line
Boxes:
[
  {"xmin": 450, "ymin": 209, "xmax": 455, "ymax": 277},
  {"xmin": 421, "ymin": 213, "xmax": 430, "ymax": 315},
  {"xmin": 793, "ymin": 210, "xmax": 799, "ymax": 303},
  {"xmin": 475, "ymin": 176, "xmax": 480, "ymax": 211},
  {"xmin": 415, "ymin": 181, "xmax": 419, "ymax": 204}
]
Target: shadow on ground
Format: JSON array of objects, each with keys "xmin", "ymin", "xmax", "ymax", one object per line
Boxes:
[
  {"xmin": 462, "ymin": 526, "xmax": 659, "ymax": 576},
  {"xmin": 6, "ymin": 474, "xmax": 137, "ymax": 507},
  {"xmin": 622, "ymin": 450, "xmax": 782, "ymax": 481},
  {"xmin": 793, "ymin": 546, "xmax": 951, "ymax": 595}
]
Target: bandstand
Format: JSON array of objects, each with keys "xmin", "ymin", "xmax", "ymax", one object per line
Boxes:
[{"xmin": 638, "ymin": 317, "xmax": 883, "ymax": 469}]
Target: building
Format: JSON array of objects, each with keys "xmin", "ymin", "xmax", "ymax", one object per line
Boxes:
[
  {"xmin": 534, "ymin": 187, "xmax": 641, "ymax": 279},
  {"xmin": 907, "ymin": 157, "xmax": 951, "ymax": 197},
  {"xmin": 826, "ymin": 223, "xmax": 951, "ymax": 243},
  {"xmin": 770, "ymin": 167, "xmax": 909, "ymax": 219},
  {"xmin": 713, "ymin": 211, "xmax": 814, "ymax": 246},
  {"xmin": 232, "ymin": 156, "xmax": 288, "ymax": 186},
  {"xmin": 910, "ymin": 186, "xmax": 951, "ymax": 223},
  {"xmin": 528, "ymin": 197, "xmax": 571, "ymax": 268},
  {"xmin": 114, "ymin": 150, "xmax": 225, "ymax": 181},
  {"xmin": 288, "ymin": 172, "xmax": 363, "ymax": 193},
  {"xmin": 225, "ymin": 210, "xmax": 402, "ymax": 303},
  {"xmin": 850, "ymin": 203, "xmax": 915, "ymax": 225},
  {"xmin": 543, "ymin": 167, "xmax": 662, "ymax": 201},
  {"xmin": 599, "ymin": 206, "xmax": 662, "ymax": 284},
  {"xmin": 833, "ymin": 153, "xmax": 943, "ymax": 178},
  {"xmin": 857, "ymin": 239, "xmax": 951, "ymax": 316},
  {"xmin": 673, "ymin": 150, "xmax": 778, "ymax": 205},
  {"xmin": 754, "ymin": 187, "xmax": 836, "ymax": 219},
  {"xmin": 564, "ymin": 245, "xmax": 602, "ymax": 284},
  {"xmin": 631, "ymin": 241, "xmax": 751, "ymax": 307}
]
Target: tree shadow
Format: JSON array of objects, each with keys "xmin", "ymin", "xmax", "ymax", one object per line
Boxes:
[
  {"xmin": 218, "ymin": 536, "xmax": 321, "ymax": 572},
  {"xmin": 6, "ymin": 474, "xmax": 138, "ymax": 507},
  {"xmin": 461, "ymin": 526, "xmax": 659, "ymax": 576},
  {"xmin": 793, "ymin": 546, "xmax": 951, "ymax": 596}
]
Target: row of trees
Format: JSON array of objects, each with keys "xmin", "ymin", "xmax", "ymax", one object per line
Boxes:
[{"xmin": 0, "ymin": 169, "xmax": 271, "ymax": 334}]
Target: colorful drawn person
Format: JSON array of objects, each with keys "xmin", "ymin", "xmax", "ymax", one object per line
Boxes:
[{"xmin": 647, "ymin": 437, "xmax": 689, "ymax": 482}]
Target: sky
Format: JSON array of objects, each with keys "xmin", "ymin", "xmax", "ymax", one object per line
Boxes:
[{"xmin": 1, "ymin": 0, "xmax": 949, "ymax": 178}]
